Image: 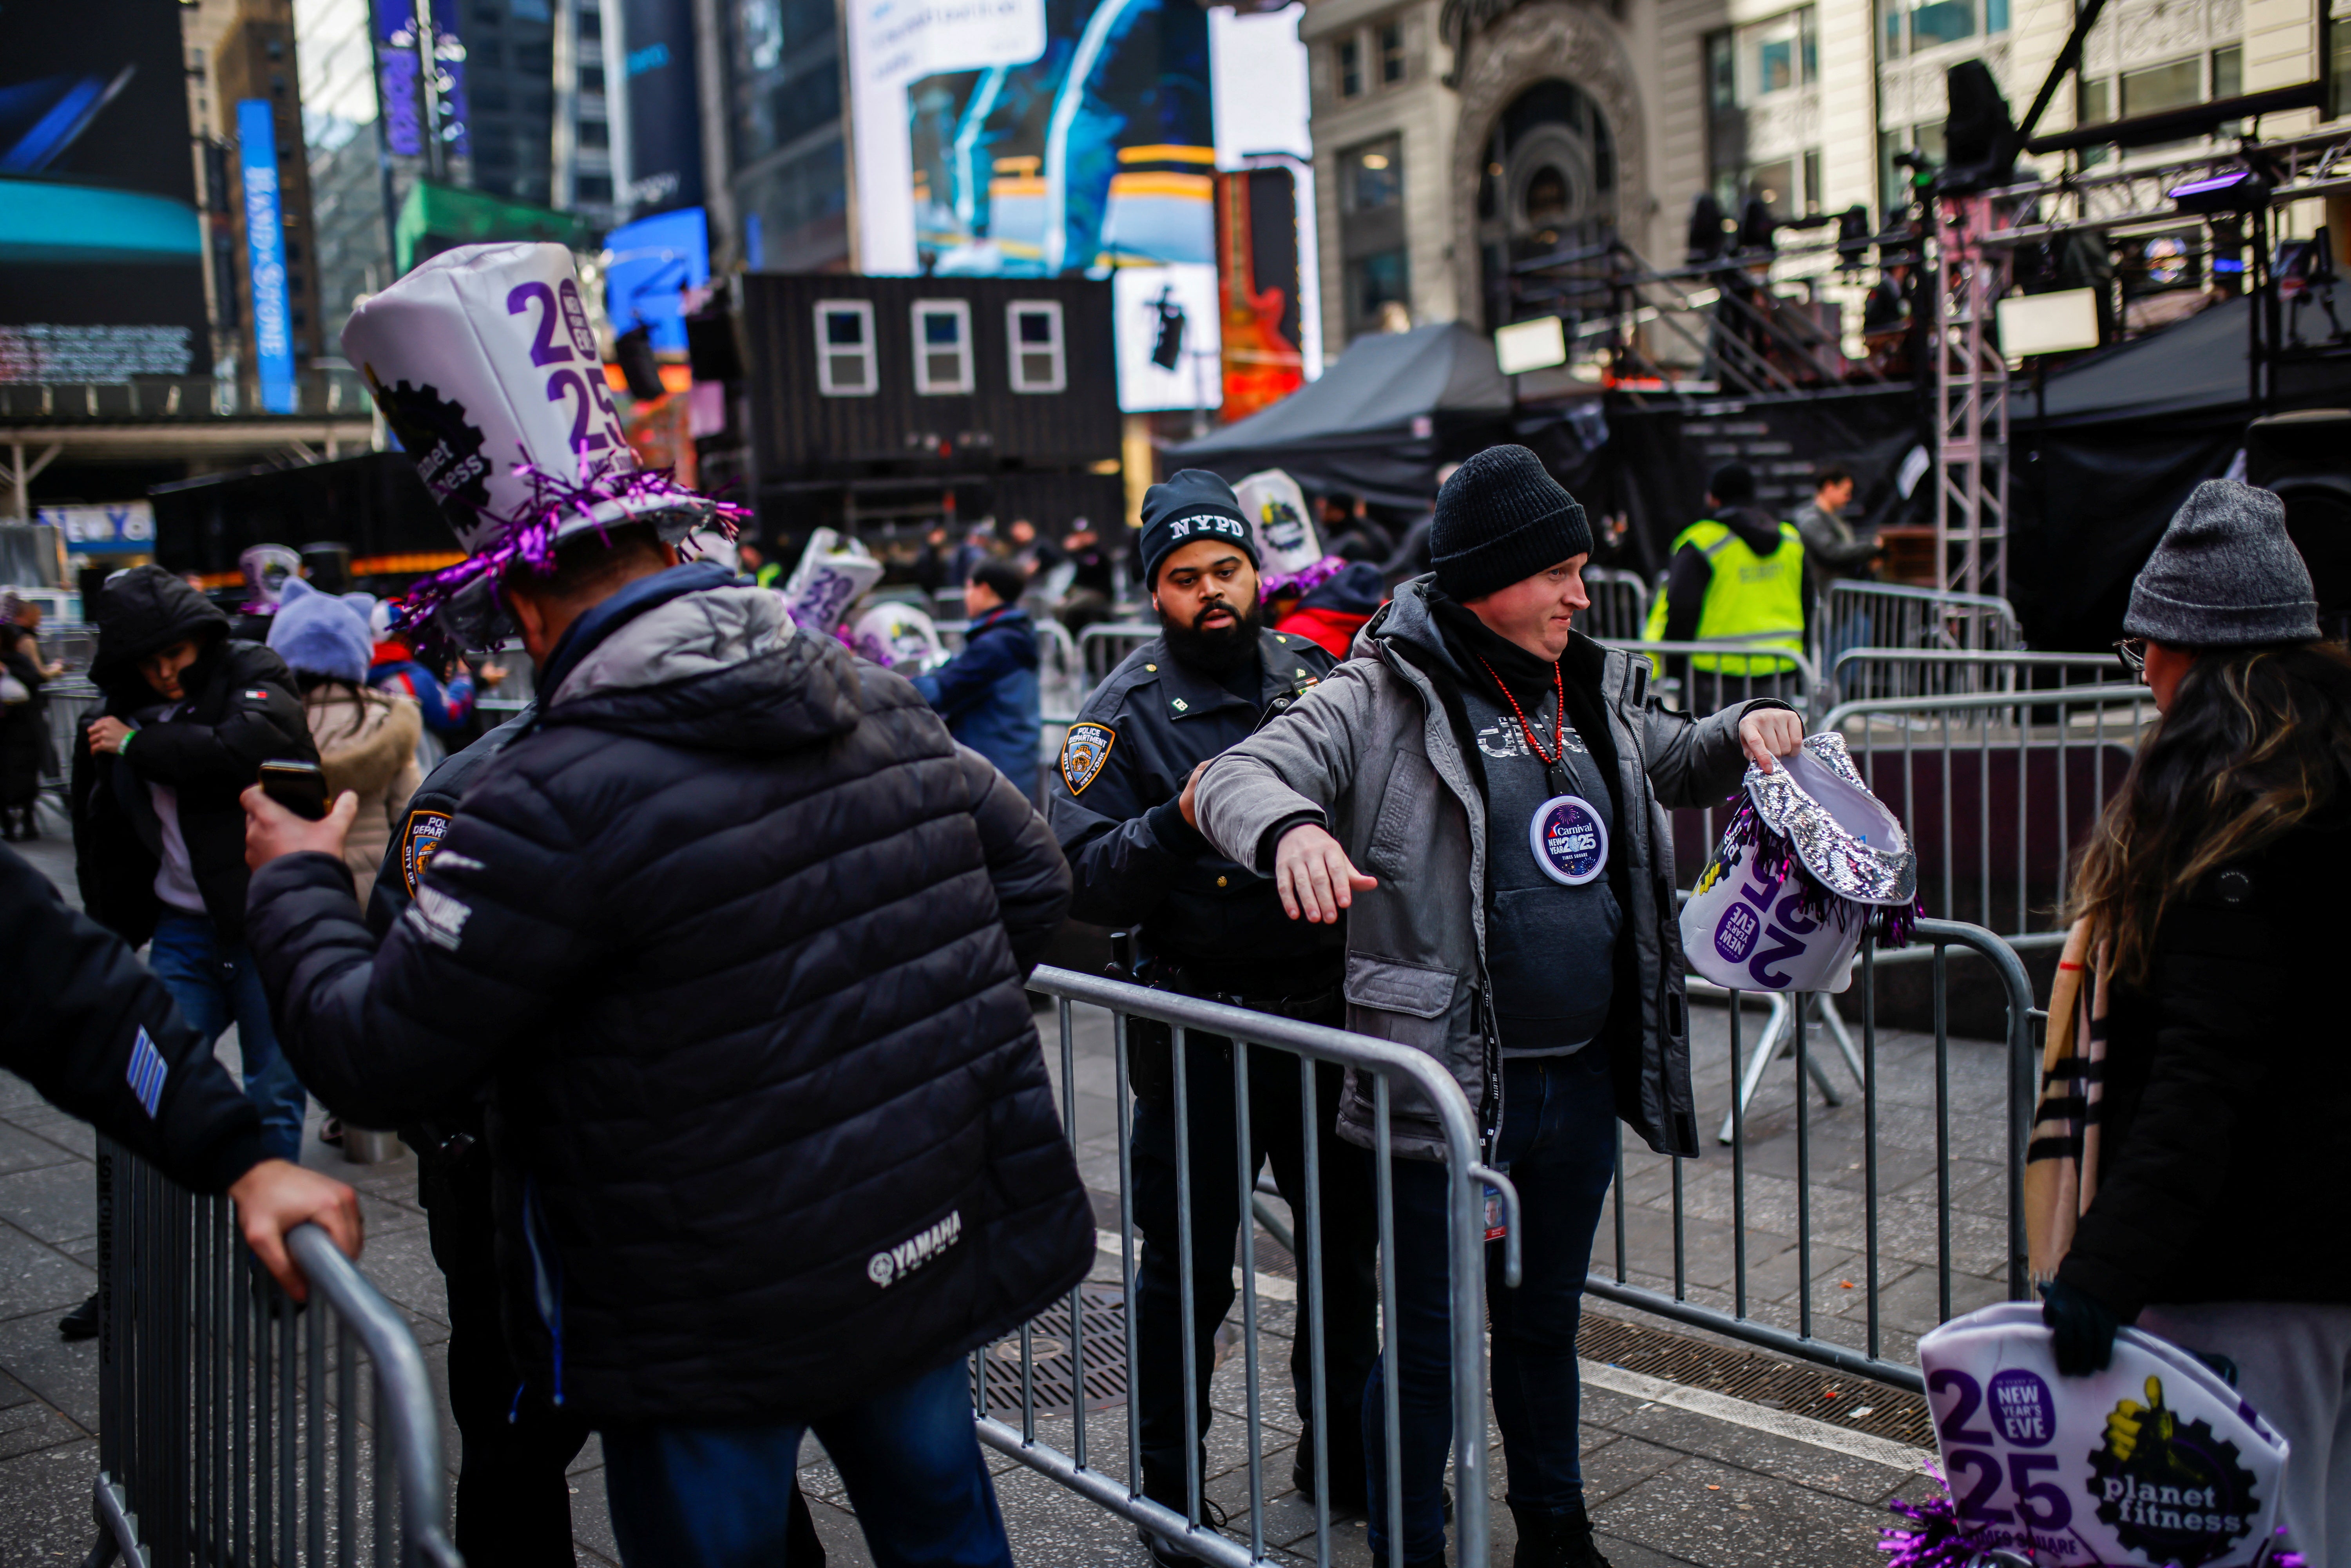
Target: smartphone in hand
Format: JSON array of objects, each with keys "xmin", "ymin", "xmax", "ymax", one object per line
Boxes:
[{"xmin": 257, "ymin": 760, "xmax": 331, "ymax": 822}]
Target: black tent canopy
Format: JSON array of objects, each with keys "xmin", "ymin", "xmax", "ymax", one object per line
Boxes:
[
  {"xmin": 2010, "ymin": 295, "xmax": 2351, "ymax": 650},
  {"xmin": 1170, "ymin": 322, "xmax": 1515, "ymax": 506}
]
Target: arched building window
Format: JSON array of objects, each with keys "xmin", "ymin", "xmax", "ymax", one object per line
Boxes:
[{"xmin": 1475, "ymin": 79, "xmax": 1616, "ymax": 331}]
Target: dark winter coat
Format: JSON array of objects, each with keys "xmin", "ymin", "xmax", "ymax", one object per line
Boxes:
[
  {"xmin": 245, "ymin": 569, "xmax": 1092, "ymax": 1427},
  {"xmin": 0, "ymin": 642, "xmax": 44, "ymax": 808},
  {"xmin": 1048, "ymin": 626, "xmax": 1344, "ymax": 996},
  {"xmin": 2057, "ymin": 800, "xmax": 2351, "ymax": 1319},
  {"xmin": 912, "ymin": 603, "xmax": 1043, "ymax": 793},
  {"xmin": 0, "ymin": 844, "xmax": 268, "ymax": 1190},
  {"xmin": 71, "ymin": 568, "xmax": 315, "ymax": 947}
]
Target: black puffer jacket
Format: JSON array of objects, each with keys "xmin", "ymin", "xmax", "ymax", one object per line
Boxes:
[
  {"xmin": 2057, "ymin": 798, "xmax": 2351, "ymax": 1319},
  {"xmin": 72, "ymin": 567, "xmax": 314, "ymax": 945},
  {"xmin": 247, "ymin": 569, "xmax": 1091, "ymax": 1425}
]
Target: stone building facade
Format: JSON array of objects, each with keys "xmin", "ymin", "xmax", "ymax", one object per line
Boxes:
[{"xmin": 1300, "ymin": 0, "xmax": 2348, "ymax": 359}]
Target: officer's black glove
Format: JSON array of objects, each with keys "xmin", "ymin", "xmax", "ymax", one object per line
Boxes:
[{"xmin": 2040, "ymin": 1278, "xmax": 2121, "ymax": 1377}]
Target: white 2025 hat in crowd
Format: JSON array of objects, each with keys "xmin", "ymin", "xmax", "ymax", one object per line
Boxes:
[{"xmin": 342, "ymin": 241, "xmax": 733, "ymax": 630}]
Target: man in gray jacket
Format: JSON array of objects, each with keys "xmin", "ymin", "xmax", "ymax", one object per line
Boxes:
[{"xmin": 1190, "ymin": 446, "xmax": 1802, "ymax": 1568}]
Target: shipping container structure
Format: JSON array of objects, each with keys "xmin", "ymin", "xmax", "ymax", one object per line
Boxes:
[{"xmin": 739, "ymin": 274, "xmax": 1124, "ymax": 551}]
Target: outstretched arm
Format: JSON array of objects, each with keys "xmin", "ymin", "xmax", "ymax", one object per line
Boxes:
[
  {"xmin": 0, "ymin": 846, "xmax": 363, "ymax": 1298},
  {"xmin": 1193, "ymin": 663, "xmax": 1379, "ymax": 900}
]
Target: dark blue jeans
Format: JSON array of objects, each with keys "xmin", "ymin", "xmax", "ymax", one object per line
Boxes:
[
  {"xmin": 147, "ymin": 911, "xmax": 307, "ymax": 1162},
  {"xmin": 603, "ymin": 1358, "xmax": 1010, "ymax": 1568},
  {"xmin": 1130, "ymin": 1039, "xmax": 1379, "ymax": 1510},
  {"xmin": 1364, "ymin": 1051, "xmax": 1618, "ymax": 1563}
]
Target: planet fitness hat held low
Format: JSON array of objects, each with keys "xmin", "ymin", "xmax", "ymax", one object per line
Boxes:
[
  {"xmin": 342, "ymin": 241, "xmax": 735, "ymax": 630},
  {"xmin": 1681, "ymin": 731, "xmax": 1919, "ymax": 994},
  {"xmin": 1889, "ymin": 1302, "xmax": 2291, "ymax": 1568}
]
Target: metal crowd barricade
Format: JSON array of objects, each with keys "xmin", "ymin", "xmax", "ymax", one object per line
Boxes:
[
  {"xmin": 1578, "ymin": 567, "xmax": 1652, "ymax": 641},
  {"xmin": 1078, "ymin": 622, "xmax": 1160, "ymax": 692},
  {"xmin": 88, "ymin": 1139, "xmax": 462, "ymax": 1568},
  {"xmin": 1828, "ymin": 648, "xmax": 2133, "ymax": 706},
  {"xmin": 1598, "ymin": 920, "xmax": 2041, "ymax": 1392},
  {"xmin": 1824, "ymin": 685, "xmax": 2156, "ymax": 941},
  {"xmin": 1038, "ymin": 617, "xmax": 1087, "ymax": 726},
  {"xmin": 998, "ymin": 966, "xmax": 1520, "ymax": 1568},
  {"xmin": 1817, "ymin": 581, "xmax": 2023, "ymax": 669},
  {"xmin": 1605, "ymin": 637, "xmax": 1820, "ymax": 719}
]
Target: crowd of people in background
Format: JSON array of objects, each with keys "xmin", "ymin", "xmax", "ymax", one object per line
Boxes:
[{"xmin": 7, "ymin": 400, "xmax": 2345, "ymax": 1568}]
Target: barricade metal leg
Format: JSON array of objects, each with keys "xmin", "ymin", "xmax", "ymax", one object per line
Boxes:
[{"xmin": 1713, "ymin": 991, "xmax": 1860, "ymax": 1145}]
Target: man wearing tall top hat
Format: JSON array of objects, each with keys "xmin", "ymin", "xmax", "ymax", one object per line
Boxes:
[{"xmin": 239, "ymin": 241, "xmax": 1093, "ymax": 1568}]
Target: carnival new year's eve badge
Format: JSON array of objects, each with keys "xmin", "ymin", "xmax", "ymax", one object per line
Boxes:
[
  {"xmin": 1529, "ymin": 795, "xmax": 1608, "ymax": 885},
  {"xmin": 1060, "ymin": 723, "xmax": 1116, "ymax": 796},
  {"xmin": 1904, "ymin": 1302, "xmax": 2287, "ymax": 1568}
]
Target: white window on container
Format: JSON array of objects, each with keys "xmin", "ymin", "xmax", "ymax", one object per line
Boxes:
[
  {"xmin": 815, "ymin": 299, "xmax": 877, "ymax": 395},
  {"xmin": 1006, "ymin": 301, "xmax": 1066, "ymax": 393},
  {"xmin": 911, "ymin": 300, "xmax": 975, "ymax": 394}
]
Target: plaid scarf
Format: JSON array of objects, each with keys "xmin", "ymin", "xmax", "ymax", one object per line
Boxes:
[{"xmin": 2024, "ymin": 917, "xmax": 2112, "ymax": 1284}]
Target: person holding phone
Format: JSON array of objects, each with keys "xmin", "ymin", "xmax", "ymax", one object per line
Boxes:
[{"xmin": 70, "ymin": 566, "xmax": 318, "ymax": 1164}]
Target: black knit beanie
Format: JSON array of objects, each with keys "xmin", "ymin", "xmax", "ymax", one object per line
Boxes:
[
  {"xmin": 1709, "ymin": 462, "xmax": 1756, "ymax": 506},
  {"xmin": 1139, "ymin": 469, "xmax": 1258, "ymax": 590},
  {"xmin": 1430, "ymin": 445, "xmax": 1593, "ymax": 603}
]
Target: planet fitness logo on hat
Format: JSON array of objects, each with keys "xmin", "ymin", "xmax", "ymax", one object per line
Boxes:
[{"xmin": 2089, "ymin": 1375, "xmax": 2259, "ymax": 1566}]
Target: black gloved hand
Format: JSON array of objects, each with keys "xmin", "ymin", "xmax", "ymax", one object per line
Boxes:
[{"xmin": 2040, "ymin": 1278, "xmax": 2121, "ymax": 1377}]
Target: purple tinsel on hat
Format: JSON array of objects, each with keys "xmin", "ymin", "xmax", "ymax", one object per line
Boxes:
[
  {"xmin": 1264, "ymin": 554, "xmax": 1351, "ymax": 598},
  {"xmin": 394, "ymin": 451, "xmax": 744, "ymax": 628},
  {"xmin": 1880, "ymin": 1472, "xmax": 2305, "ymax": 1566}
]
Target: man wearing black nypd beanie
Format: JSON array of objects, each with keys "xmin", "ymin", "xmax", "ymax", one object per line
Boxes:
[
  {"xmin": 1190, "ymin": 445, "xmax": 1805, "ymax": 1568},
  {"xmin": 1136, "ymin": 468, "xmax": 1264, "ymax": 674},
  {"xmin": 1052, "ymin": 468, "xmax": 1380, "ymax": 1560}
]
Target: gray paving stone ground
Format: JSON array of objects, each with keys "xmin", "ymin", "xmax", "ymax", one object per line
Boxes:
[{"xmin": 0, "ymin": 825, "xmax": 1988, "ymax": 1566}]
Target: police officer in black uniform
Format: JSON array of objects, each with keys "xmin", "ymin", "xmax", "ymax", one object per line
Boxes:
[
  {"xmin": 366, "ymin": 713, "xmax": 584, "ymax": 1567},
  {"xmin": 1050, "ymin": 471, "xmax": 1380, "ymax": 1560}
]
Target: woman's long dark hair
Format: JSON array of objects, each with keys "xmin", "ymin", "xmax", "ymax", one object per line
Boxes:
[{"xmin": 2070, "ymin": 641, "xmax": 2351, "ymax": 981}]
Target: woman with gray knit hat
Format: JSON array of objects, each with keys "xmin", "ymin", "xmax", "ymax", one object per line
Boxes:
[
  {"xmin": 1192, "ymin": 445, "xmax": 1804, "ymax": 1568},
  {"xmin": 2034, "ymin": 479, "xmax": 2351, "ymax": 1563}
]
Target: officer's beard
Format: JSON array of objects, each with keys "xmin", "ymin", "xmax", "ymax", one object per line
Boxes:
[{"xmin": 1159, "ymin": 593, "xmax": 1263, "ymax": 677}]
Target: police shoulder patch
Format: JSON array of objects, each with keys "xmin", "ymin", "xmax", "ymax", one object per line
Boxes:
[
  {"xmin": 400, "ymin": 808, "xmax": 453, "ymax": 896},
  {"xmin": 1060, "ymin": 723, "xmax": 1116, "ymax": 796}
]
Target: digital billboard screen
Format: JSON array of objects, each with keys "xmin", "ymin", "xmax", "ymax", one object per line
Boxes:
[
  {"xmin": 619, "ymin": 0, "xmax": 704, "ymax": 214},
  {"xmin": 0, "ymin": 2, "xmax": 209, "ymax": 382},
  {"xmin": 849, "ymin": 0, "xmax": 1213, "ymax": 280}
]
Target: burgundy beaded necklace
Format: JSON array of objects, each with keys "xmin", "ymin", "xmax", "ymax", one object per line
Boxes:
[{"xmin": 1475, "ymin": 655, "xmax": 1565, "ymax": 766}]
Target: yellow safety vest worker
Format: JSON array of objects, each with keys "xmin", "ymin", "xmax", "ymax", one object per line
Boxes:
[{"xmin": 1641, "ymin": 518, "xmax": 1807, "ymax": 675}]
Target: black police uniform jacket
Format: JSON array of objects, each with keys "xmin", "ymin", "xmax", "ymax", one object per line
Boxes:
[
  {"xmin": 1048, "ymin": 626, "xmax": 1344, "ymax": 994},
  {"xmin": 72, "ymin": 567, "xmax": 315, "ymax": 947},
  {"xmin": 0, "ymin": 843, "xmax": 270, "ymax": 1191},
  {"xmin": 246, "ymin": 567, "xmax": 1092, "ymax": 1426}
]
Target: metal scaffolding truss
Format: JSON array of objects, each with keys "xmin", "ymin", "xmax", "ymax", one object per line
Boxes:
[
  {"xmin": 1980, "ymin": 129, "xmax": 2351, "ymax": 248},
  {"xmin": 1929, "ymin": 127, "xmax": 2351, "ymax": 599},
  {"xmin": 1930, "ymin": 195, "xmax": 2011, "ymax": 604}
]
